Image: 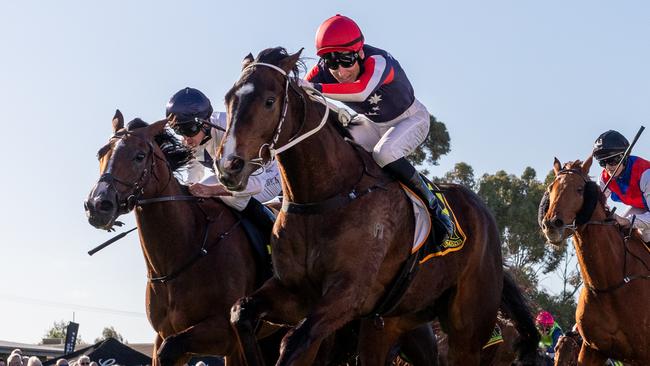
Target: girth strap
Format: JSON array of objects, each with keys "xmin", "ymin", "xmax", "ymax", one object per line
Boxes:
[{"xmin": 281, "ymin": 185, "xmax": 384, "ymax": 214}]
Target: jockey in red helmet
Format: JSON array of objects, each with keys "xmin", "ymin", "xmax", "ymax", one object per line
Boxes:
[{"xmin": 305, "ymin": 15, "xmax": 453, "ymax": 243}]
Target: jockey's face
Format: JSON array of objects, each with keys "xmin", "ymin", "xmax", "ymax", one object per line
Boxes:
[
  {"xmin": 603, "ymin": 160, "xmax": 625, "ymax": 177},
  {"xmin": 181, "ymin": 129, "xmax": 206, "ymax": 149},
  {"xmin": 328, "ymin": 50, "xmax": 364, "ymax": 84}
]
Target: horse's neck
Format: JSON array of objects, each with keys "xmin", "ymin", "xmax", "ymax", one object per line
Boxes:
[
  {"xmin": 277, "ymin": 112, "xmax": 365, "ymax": 203},
  {"xmin": 574, "ymin": 204, "xmax": 625, "ymax": 289},
  {"xmin": 134, "ymin": 171, "xmax": 212, "ymax": 276}
]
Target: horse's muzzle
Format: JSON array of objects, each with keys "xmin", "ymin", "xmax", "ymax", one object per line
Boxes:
[
  {"xmin": 541, "ymin": 216, "xmax": 566, "ymax": 244},
  {"xmin": 85, "ymin": 183, "xmax": 119, "ymax": 229},
  {"xmin": 217, "ymin": 155, "xmax": 248, "ymax": 191}
]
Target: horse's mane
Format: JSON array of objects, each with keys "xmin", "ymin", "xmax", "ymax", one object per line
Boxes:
[
  {"xmin": 256, "ymin": 47, "xmax": 306, "ymax": 81},
  {"xmin": 562, "ymin": 159, "xmax": 608, "ymax": 210},
  {"xmin": 126, "ymin": 118, "xmax": 193, "ymax": 173}
]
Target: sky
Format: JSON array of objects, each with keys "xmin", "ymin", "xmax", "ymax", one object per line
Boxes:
[{"xmin": 0, "ymin": 0, "xmax": 649, "ymax": 345}]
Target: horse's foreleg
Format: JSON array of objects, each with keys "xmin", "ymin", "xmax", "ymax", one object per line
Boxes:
[
  {"xmin": 157, "ymin": 316, "xmax": 236, "ymax": 366},
  {"xmin": 577, "ymin": 343, "xmax": 607, "ymax": 366},
  {"xmin": 276, "ymin": 282, "xmax": 363, "ymax": 366},
  {"xmin": 231, "ymin": 277, "xmax": 306, "ymax": 366}
]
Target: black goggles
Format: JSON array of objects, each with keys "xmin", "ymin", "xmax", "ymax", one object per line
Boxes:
[
  {"xmin": 598, "ymin": 154, "xmax": 624, "ymax": 168},
  {"xmin": 322, "ymin": 52, "xmax": 359, "ymax": 70},
  {"xmin": 171, "ymin": 118, "xmax": 207, "ymax": 137}
]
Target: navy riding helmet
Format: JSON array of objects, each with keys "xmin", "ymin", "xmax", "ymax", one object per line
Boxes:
[
  {"xmin": 593, "ymin": 130, "xmax": 629, "ymax": 161},
  {"xmin": 166, "ymin": 87, "xmax": 213, "ymax": 122}
]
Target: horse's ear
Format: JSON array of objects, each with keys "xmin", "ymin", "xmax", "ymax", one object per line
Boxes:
[
  {"xmin": 242, "ymin": 53, "xmax": 254, "ymax": 70},
  {"xmin": 112, "ymin": 109, "xmax": 124, "ymax": 133},
  {"xmin": 553, "ymin": 157, "xmax": 562, "ymax": 175},
  {"xmin": 278, "ymin": 48, "xmax": 303, "ymax": 74},
  {"xmin": 146, "ymin": 119, "xmax": 168, "ymax": 138},
  {"xmin": 582, "ymin": 154, "xmax": 593, "ymax": 174}
]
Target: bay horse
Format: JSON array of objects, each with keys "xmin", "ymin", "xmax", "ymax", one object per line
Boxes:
[
  {"xmin": 84, "ymin": 111, "xmax": 281, "ymax": 366},
  {"xmin": 215, "ymin": 47, "xmax": 539, "ymax": 366},
  {"xmin": 540, "ymin": 157, "xmax": 650, "ymax": 365}
]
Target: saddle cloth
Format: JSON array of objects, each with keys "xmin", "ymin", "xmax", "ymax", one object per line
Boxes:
[{"xmin": 400, "ymin": 182, "xmax": 467, "ymax": 264}]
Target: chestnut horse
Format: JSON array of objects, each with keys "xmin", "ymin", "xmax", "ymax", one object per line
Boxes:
[
  {"xmin": 216, "ymin": 47, "xmax": 539, "ymax": 366},
  {"xmin": 85, "ymin": 111, "xmax": 280, "ymax": 366},
  {"xmin": 541, "ymin": 157, "xmax": 650, "ymax": 365},
  {"xmin": 554, "ymin": 330, "xmax": 582, "ymax": 366}
]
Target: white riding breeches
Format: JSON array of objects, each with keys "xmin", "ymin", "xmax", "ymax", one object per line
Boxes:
[{"xmin": 348, "ymin": 99, "xmax": 430, "ymax": 167}]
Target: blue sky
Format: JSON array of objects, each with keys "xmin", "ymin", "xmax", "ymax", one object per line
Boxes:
[{"xmin": 0, "ymin": 1, "xmax": 648, "ymax": 344}]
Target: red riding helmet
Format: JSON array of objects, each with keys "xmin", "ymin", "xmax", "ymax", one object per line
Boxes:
[
  {"xmin": 315, "ymin": 14, "xmax": 364, "ymax": 56},
  {"xmin": 536, "ymin": 311, "xmax": 554, "ymax": 327}
]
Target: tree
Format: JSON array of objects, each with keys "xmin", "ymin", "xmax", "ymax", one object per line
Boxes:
[
  {"xmin": 439, "ymin": 162, "xmax": 476, "ymax": 190},
  {"xmin": 408, "ymin": 114, "xmax": 450, "ymax": 176},
  {"xmin": 41, "ymin": 320, "xmax": 83, "ymax": 345},
  {"xmin": 477, "ymin": 167, "xmax": 564, "ymax": 291},
  {"xmin": 94, "ymin": 326, "xmax": 125, "ymax": 343}
]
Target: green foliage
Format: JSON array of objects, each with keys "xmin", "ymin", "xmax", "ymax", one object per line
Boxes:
[
  {"xmin": 440, "ymin": 162, "xmax": 476, "ymax": 190},
  {"xmin": 477, "ymin": 167, "xmax": 564, "ymax": 287},
  {"xmin": 43, "ymin": 320, "xmax": 67, "ymax": 339},
  {"xmin": 408, "ymin": 115, "xmax": 450, "ymax": 176},
  {"xmin": 41, "ymin": 320, "xmax": 83, "ymax": 345},
  {"xmin": 94, "ymin": 326, "xmax": 125, "ymax": 343}
]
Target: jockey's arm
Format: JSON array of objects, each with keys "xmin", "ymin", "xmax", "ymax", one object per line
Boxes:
[
  {"xmin": 306, "ymin": 55, "xmax": 390, "ymax": 103},
  {"xmin": 631, "ymin": 169, "xmax": 650, "ymax": 229}
]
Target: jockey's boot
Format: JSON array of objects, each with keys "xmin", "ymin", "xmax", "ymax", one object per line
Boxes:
[
  {"xmin": 241, "ymin": 197, "xmax": 276, "ymax": 242},
  {"xmin": 383, "ymin": 158, "xmax": 454, "ymax": 244}
]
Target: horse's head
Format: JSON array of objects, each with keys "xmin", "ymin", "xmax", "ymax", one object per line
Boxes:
[
  {"xmin": 553, "ymin": 330, "xmax": 582, "ymax": 366},
  {"xmin": 217, "ymin": 47, "xmax": 303, "ymax": 191},
  {"xmin": 84, "ymin": 110, "xmax": 191, "ymax": 230},
  {"xmin": 540, "ymin": 156, "xmax": 602, "ymax": 244}
]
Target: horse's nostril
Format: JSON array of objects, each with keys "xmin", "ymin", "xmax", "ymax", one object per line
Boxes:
[
  {"xmin": 552, "ymin": 218, "xmax": 564, "ymax": 228},
  {"xmin": 99, "ymin": 199, "xmax": 115, "ymax": 213},
  {"xmin": 230, "ymin": 157, "xmax": 245, "ymax": 172}
]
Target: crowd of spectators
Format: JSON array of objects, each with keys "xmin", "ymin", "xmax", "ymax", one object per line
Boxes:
[{"xmin": 4, "ymin": 351, "xmax": 105, "ymax": 366}]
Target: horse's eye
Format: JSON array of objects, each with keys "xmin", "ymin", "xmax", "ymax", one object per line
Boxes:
[
  {"xmin": 265, "ymin": 97, "xmax": 275, "ymax": 108},
  {"xmin": 134, "ymin": 152, "xmax": 146, "ymax": 162},
  {"xmin": 577, "ymin": 186, "xmax": 584, "ymax": 194}
]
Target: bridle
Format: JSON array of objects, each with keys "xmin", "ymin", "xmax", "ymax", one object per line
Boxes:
[
  {"xmin": 94, "ymin": 129, "xmax": 242, "ymax": 284},
  {"xmin": 98, "ymin": 131, "xmax": 167, "ymax": 214},
  {"xmin": 237, "ymin": 62, "xmax": 330, "ymax": 167},
  {"xmin": 547, "ymin": 168, "xmax": 650, "ymax": 293},
  {"xmin": 546, "ymin": 168, "xmax": 613, "ymax": 233}
]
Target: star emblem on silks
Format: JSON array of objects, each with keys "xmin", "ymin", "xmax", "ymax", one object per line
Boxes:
[{"xmin": 368, "ymin": 93, "xmax": 382, "ymax": 105}]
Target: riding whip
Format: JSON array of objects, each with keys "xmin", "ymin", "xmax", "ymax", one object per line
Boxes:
[{"xmin": 88, "ymin": 227, "xmax": 137, "ymax": 256}]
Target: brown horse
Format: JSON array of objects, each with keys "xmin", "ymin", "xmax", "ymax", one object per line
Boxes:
[
  {"xmin": 541, "ymin": 157, "xmax": 650, "ymax": 365},
  {"xmin": 84, "ymin": 111, "xmax": 280, "ymax": 366},
  {"xmin": 215, "ymin": 47, "xmax": 539, "ymax": 366},
  {"xmin": 554, "ymin": 330, "xmax": 582, "ymax": 366}
]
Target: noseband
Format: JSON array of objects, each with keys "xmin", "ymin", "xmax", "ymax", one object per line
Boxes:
[{"xmin": 239, "ymin": 62, "xmax": 330, "ymax": 165}]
